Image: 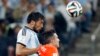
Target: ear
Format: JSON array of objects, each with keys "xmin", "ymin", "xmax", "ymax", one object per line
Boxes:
[
  {"xmin": 50, "ymin": 37, "xmax": 54, "ymax": 42},
  {"xmin": 30, "ymin": 20, "xmax": 35, "ymax": 26}
]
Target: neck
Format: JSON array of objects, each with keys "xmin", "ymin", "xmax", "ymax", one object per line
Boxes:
[
  {"xmin": 48, "ymin": 43, "xmax": 56, "ymax": 47},
  {"xmin": 26, "ymin": 24, "xmax": 34, "ymax": 30}
]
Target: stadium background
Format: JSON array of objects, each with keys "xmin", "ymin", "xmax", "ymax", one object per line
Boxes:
[{"xmin": 0, "ymin": 0, "xmax": 99, "ymax": 56}]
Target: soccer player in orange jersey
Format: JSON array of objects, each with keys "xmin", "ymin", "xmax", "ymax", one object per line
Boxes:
[{"xmin": 38, "ymin": 30, "xmax": 60, "ymax": 56}]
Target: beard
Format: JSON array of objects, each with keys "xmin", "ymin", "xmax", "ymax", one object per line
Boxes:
[
  {"xmin": 33, "ymin": 26, "xmax": 39, "ymax": 33},
  {"xmin": 33, "ymin": 24, "xmax": 43, "ymax": 33}
]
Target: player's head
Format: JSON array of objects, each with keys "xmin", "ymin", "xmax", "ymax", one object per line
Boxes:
[
  {"xmin": 43, "ymin": 30, "xmax": 60, "ymax": 48},
  {"xmin": 27, "ymin": 12, "xmax": 44, "ymax": 32}
]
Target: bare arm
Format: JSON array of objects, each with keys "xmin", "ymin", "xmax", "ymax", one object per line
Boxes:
[{"xmin": 16, "ymin": 44, "xmax": 39, "ymax": 56}]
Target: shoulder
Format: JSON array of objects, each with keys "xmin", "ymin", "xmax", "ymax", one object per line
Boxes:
[
  {"xmin": 18, "ymin": 28, "xmax": 31, "ymax": 36},
  {"xmin": 44, "ymin": 45, "xmax": 58, "ymax": 52},
  {"xmin": 39, "ymin": 45, "xmax": 58, "ymax": 56}
]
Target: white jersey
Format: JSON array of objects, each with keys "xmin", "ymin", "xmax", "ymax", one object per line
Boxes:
[{"xmin": 17, "ymin": 26, "xmax": 40, "ymax": 56}]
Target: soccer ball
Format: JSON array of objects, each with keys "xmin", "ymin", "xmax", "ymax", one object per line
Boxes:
[{"xmin": 66, "ymin": 1, "xmax": 83, "ymax": 17}]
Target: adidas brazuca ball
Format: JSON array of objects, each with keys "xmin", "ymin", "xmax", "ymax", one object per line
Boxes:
[{"xmin": 66, "ymin": 1, "xmax": 83, "ymax": 17}]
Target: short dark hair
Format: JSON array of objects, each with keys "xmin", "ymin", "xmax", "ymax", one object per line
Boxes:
[
  {"xmin": 42, "ymin": 30, "xmax": 56, "ymax": 44},
  {"xmin": 27, "ymin": 12, "xmax": 44, "ymax": 23}
]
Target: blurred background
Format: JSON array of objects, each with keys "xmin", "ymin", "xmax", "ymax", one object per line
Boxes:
[{"xmin": 0, "ymin": 0, "xmax": 100, "ymax": 56}]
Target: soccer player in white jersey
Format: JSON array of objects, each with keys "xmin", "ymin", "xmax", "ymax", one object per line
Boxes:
[{"xmin": 16, "ymin": 12, "xmax": 44, "ymax": 56}]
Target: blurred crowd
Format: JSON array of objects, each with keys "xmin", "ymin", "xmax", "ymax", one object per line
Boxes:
[{"xmin": 0, "ymin": 0, "xmax": 98, "ymax": 56}]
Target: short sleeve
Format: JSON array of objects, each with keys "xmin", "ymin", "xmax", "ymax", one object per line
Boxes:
[{"xmin": 17, "ymin": 29, "xmax": 31, "ymax": 46}]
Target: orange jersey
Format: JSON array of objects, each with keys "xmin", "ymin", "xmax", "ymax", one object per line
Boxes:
[{"xmin": 38, "ymin": 44, "xmax": 58, "ymax": 56}]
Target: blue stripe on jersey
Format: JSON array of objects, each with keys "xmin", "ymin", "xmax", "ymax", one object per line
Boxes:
[{"xmin": 22, "ymin": 28, "xmax": 26, "ymax": 36}]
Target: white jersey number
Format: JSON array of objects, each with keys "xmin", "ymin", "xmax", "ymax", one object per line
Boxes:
[{"xmin": 53, "ymin": 53, "xmax": 58, "ymax": 56}]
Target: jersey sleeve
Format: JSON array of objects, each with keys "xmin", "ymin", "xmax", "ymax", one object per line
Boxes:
[{"xmin": 17, "ymin": 29, "xmax": 31, "ymax": 46}]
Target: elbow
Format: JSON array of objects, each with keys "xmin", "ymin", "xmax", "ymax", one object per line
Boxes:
[
  {"xmin": 16, "ymin": 49, "xmax": 24, "ymax": 56},
  {"xmin": 16, "ymin": 51, "xmax": 22, "ymax": 56}
]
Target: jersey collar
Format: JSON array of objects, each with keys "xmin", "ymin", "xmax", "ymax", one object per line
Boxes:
[
  {"xmin": 25, "ymin": 26, "xmax": 33, "ymax": 30},
  {"xmin": 25, "ymin": 26, "xmax": 38, "ymax": 33}
]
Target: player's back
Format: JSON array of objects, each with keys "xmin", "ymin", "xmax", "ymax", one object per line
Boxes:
[{"xmin": 39, "ymin": 44, "xmax": 58, "ymax": 56}]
